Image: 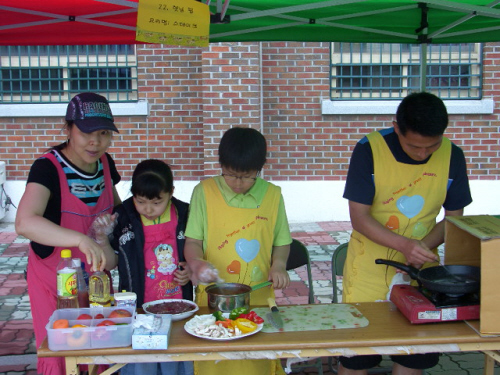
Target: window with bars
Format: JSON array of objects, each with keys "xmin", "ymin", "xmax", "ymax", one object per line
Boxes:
[
  {"xmin": 0, "ymin": 45, "xmax": 138, "ymax": 103},
  {"xmin": 330, "ymin": 43, "xmax": 482, "ymax": 100}
]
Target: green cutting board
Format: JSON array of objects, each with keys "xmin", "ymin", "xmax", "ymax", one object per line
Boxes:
[{"xmin": 252, "ymin": 304, "xmax": 369, "ymax": 333}]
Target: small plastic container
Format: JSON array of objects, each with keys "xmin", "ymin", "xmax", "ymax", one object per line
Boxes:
[
  {"xmin": 46, "ymin": 306, "xmax": 135, "ymax": 351},
  {"xmin": 114, "ymin": 291, "xmax": 137, "ymax": 308}
]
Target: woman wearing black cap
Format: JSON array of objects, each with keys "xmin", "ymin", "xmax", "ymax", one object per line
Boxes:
[{"xmin": 15, "ymin": 93, "xmax": 121, "ymax": 375}]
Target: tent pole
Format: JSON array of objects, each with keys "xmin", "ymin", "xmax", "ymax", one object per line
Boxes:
[
  {"xmin": 420, "ymin": 42, "xmax": 427, "ymax": 92},
  {"xmin": 416, "ymin": 3, "xmax": 429, "ymax": 92}
]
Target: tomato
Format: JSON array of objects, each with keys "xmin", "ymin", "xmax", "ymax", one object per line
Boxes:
[
  {"xmin": 96, "ymin": 319, "xmax": 116, "ymax": 327},
  {"xmin": 53, "ymin": 319, "xmax": 69, "ymax": 329},
  {"xmin": 77, "ymin": 313, "xmax": 92, "ymax": 320},
  {"xmin": 235, "ymin": 318, "xmax": 258, "ymax": 333},
  {"xmin": 108, "ymin": 309, "xmax": 132, "ymax": 318},
  {"xmin": 253, "ymin": 316, "xmax": 264, "ymax": 324}
]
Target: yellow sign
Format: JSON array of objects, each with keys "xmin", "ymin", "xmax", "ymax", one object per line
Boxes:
[{"xmin": 136, "ymin": 0, "xmax": 210, "ymax": 47}]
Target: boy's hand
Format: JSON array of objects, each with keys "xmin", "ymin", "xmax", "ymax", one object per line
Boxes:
[
  {"xmin": 269, "ymin": 264, "xmax": 290, "ymax": 290},
  {"xmin": 190, "ymin": 259, "xmax": 223, "ymax": 285}
]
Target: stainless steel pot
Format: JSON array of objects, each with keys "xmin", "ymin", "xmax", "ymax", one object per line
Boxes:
[{"xmin": 205, "ymin": 281, "xmax": 271, "ymax": 312}]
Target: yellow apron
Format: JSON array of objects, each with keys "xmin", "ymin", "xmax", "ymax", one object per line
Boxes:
[
  {"xmin": 194, "ymin": 178, "xmax": 285, "ymax": 375},
  {"xmin": 343, "ymin": 131, "xmax": 451, "ymax": 303}
]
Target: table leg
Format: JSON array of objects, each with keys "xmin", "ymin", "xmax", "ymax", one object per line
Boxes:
[
  {"xmin": 88, "ymin": 363, "xmax": 126, "ymax": 375},
  {"xmin": 65, "ymin": 357, "xmax": 79, "ymax": 375},
  {"xmin": 483, "ymin": 351, "xmax": 499, "ymax": 375}
]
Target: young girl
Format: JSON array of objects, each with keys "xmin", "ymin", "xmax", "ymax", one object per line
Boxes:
[
  {"xmin": 109, "ymin": 159, "xmax": 193, "ymax": 375},
  {"xmin": 184, "ymin": 127, "xmax": 292, "ymax": 375},
  {"xmin": 15, "ymin": 93, "xmax": 121, "ymax": 375}
]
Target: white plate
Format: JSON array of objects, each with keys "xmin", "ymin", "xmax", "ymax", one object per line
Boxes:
[
  {"xmin": 184, "ymin": 313, "xmax": 263, "ymax": 341},
  {"xmin": 142, "ymin": 299, "xmax": 199, "ymax": 321}
]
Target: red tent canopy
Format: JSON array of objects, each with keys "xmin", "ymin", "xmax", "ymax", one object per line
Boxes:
[
  {"xmin": 1, "ymin": 0, "xmax": 500, "ymax": 46},
  {"xmin": 0, "ymin": 0, "xmax": 138, "ymax": 45}
]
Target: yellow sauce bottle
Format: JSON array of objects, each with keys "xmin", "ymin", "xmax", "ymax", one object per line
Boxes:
[{"xmin": 56, "ymin": 249, "xmax": 78, "ymax": 309}]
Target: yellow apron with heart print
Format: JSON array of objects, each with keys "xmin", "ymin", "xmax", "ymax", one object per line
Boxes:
[
  {"xmin": 194, "ymin": 178, "xmax": 285, "ymax": 375},
  {"xmin": 343, "ymin": 131, "xmax": 451, "ymax": 303}
]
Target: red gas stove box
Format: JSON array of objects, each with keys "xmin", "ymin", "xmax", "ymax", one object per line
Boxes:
[{"xmin": 390, "ymin": 284, "xmax": 480, "ymax": 324}]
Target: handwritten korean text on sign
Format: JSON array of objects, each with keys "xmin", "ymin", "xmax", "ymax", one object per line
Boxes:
[{"xmin": 136, "ymin": 0, "xmax": 210, "ymax": 47}]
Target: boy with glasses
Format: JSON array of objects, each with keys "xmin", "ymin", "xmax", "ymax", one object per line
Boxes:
[{"xmin": 185, "ymin": 126, "xmax": 291, "ymax": 375}]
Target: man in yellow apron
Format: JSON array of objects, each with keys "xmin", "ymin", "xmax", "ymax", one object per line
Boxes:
[
  {"xmin": 185, "ymin": 127, "xmax": 291, "ymax": 375},
  {"xmin": 340, "ymin": 92, "xmax": 472, "ymax": 375}
]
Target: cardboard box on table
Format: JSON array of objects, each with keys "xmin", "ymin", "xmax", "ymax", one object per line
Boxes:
[{"xmin": 444, "ymin": 215, "xmax": 500, "ymax": 336}]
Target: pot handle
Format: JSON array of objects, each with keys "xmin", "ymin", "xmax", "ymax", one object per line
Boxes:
[
  {"xmin": 375, "ymin": 259, "xmax": 420, "ymax": 280},
  {"xmin": 251, "ymin": 281, "xmax": 272, "ymax": 291}
]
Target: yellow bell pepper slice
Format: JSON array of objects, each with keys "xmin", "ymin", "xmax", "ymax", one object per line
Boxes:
[{"xmin": 235, "ymin": 318, "xmax": 258, "ymax": 333}]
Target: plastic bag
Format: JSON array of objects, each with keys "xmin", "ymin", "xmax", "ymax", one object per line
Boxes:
[
  {"xmin": 385, "ymin": 272, "xmax": 411, "ymax": 301},
  {"xmin": 87, "ymin": 213, "xmax": 119, "ymax": 243}
]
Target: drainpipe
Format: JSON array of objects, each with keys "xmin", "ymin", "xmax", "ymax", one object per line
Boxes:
[{"xmin": 259, "ymin": 41, "xmax": 264, "ymax": 178}]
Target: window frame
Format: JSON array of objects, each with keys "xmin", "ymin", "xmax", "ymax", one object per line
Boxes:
[
  {"xmin": 329, "ymin": 42, "xmax": 483, "ymax": 101},
  {"xmin": 0, "ymin": 45, "xmax": 138, "ymax": 104}
]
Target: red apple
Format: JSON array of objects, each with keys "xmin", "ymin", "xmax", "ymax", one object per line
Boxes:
[
  {"xmin": 77, "ymin": 313, "xmax": 92, "ymax": 320},
  {"xmin": 94, "ymin": 313, "xmax": 104, "ymax": 319},
  {"xmin": 108, "ymin": 309, "xmax": 132, "ymax": 318}
]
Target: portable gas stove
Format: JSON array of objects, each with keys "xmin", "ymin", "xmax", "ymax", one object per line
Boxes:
[{"xmin": 390, "ymin": 284, "xmax": 480, "ymax": 324}]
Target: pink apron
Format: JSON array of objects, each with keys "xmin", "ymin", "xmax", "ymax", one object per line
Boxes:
[
  {"xmin": 143, "ymin": 203, "xmax": 182, "ymax": 302},
  {"xmin": 27, "ymin": 153, "xmax": 114, "ymax": 375}
]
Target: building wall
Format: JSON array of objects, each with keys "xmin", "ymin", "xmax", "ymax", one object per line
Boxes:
[{"xmin": 1, "ymin": 41, "xmax": 499, "ymax": 222}]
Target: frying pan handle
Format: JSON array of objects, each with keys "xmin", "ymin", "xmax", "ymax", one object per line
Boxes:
[{"xmin": 375, "ymin": 259, "xmax": 420, "ymax": 280}]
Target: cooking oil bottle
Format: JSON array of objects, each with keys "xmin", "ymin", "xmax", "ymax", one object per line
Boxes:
[
  {"xmin": 89, "ymin": 269, "xmax": 111, "ymax": 307},
  {"xmin": 56, "ymin": 249, "xmax": 78, "ymax": 309}
]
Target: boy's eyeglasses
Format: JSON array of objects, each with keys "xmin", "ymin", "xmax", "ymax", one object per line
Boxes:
[{"xmin": 221, "ymin": 173, "xmax": 258, "ymax": 183}]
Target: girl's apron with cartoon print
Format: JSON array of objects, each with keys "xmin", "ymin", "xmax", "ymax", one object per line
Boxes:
[
  {"xmin": 143, "ymin": 203, "xmax": 182, "ymax": 302},
  {"xmin": 194, "ymin": 178, "xmax": 285, "ymax": 375},
  {"xmin": 27, "ymin": 153, "xmax": 114, "ymax": 375},
  {"xmin": 343, "ymin": 132, "xmax": 451, "ymax": 303}
]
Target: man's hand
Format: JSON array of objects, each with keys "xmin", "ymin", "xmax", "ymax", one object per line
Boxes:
[{"xmin": 401, "ymin": 239, "xmax": 438, "ymax": 268}]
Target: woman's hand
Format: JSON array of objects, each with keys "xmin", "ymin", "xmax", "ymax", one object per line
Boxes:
[
  {"xmin": 77, "ymin": 234, "xmax": 108, "ymax": 272},
  {"xmin": 88, "ymin": 213, "xmax": 119, "ymax": 244}
]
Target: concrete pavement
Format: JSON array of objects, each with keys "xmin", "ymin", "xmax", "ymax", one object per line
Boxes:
[{"xmin": 0, "ymin": 221, "xmax": 497, "ymax": 374}]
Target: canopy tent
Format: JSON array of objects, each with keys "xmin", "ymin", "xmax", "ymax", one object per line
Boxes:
[
  {"xmin": 1, "ymin": 0, "xmax": 500, "ymax": 91},
  {"xmin": 1, "ymin": 0, "xmax": 500, "ymax": 46}
]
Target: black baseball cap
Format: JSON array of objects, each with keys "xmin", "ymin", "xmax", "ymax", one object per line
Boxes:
[{"xmin": 65, "ymin": 93, "xmax": 119, "ymax": 133}]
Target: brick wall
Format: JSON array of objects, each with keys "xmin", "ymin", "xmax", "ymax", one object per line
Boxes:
[{"xmin": 1, "ymin": 41, "xmax": 499, "ymax": 182}]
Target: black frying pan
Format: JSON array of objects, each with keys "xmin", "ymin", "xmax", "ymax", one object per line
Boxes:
[{"xmin": 375, "ymin": 259, "xmax": 480, "ymax": 295}]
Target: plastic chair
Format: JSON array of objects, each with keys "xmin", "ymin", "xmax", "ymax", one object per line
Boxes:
[
  {"xmin": 329, "ymin": 242, "xmax": 392, "ymax": 374},
  {"xmin": 285, "ymin": 239, "xmax": 323, "ymax": 374},
  {"xmin": 331, "ymin": 242, "xmax": 348, "ymax": 303},
  {"xmin": 286, "ymin": 239, "xmax": 315, "ymax": 304}
]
